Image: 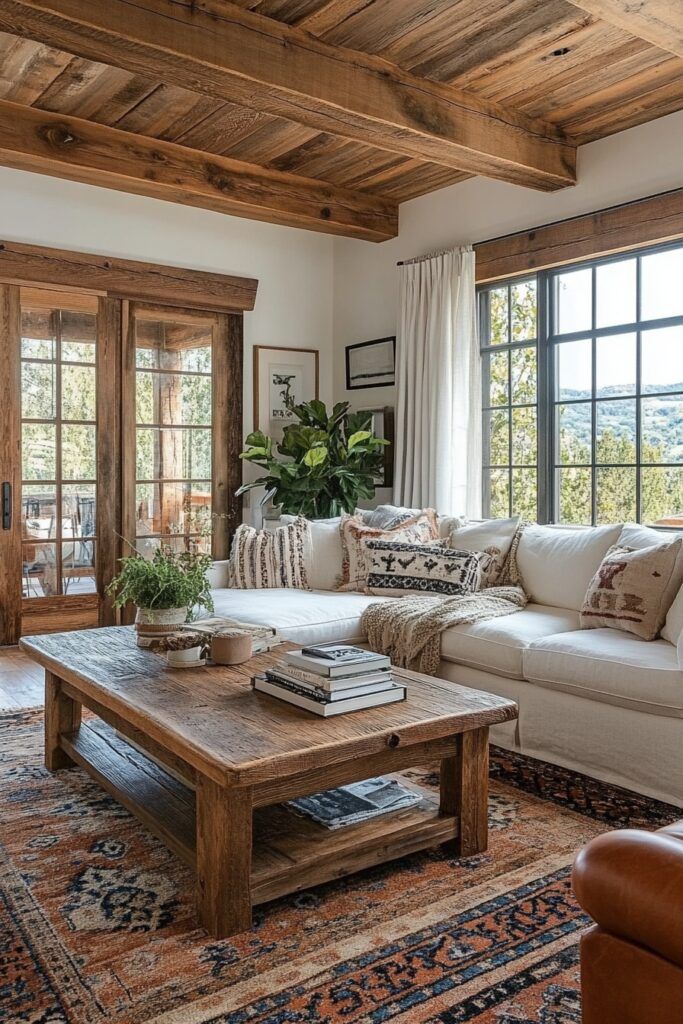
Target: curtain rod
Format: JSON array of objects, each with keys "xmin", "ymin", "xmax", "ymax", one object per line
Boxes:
[{"xmin": 395, "ymin": 186, "xmax": 683, "ymax": 267}]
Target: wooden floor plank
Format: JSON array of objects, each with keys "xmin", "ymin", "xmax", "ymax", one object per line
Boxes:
[{"xmin": 0, "ymin": 646, "xmax": 44, "ymax": 709}]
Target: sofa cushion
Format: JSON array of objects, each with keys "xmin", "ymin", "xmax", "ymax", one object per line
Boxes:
[
  {"xmin": 208, "ymin": 587, "xmax": 393, "ymax": 645},
  {"xmin": 440, "ymin": 603, "xmax": 580, "ymax": 679},
  {"xmin": 230, "ymin": 518, "xmax": 311, "ymax": 590},
  {"xmin": 339, "ymin": 510, "xmax": 439, "ymax": 591},
  {"xmin": 365, "ymin": 505, "xmax": 463, "ymax": 539},
  {"xmin": 517, "ymin": 523, "xmax": 622, "ymax": 611},
  {"xmin": 617, "ymin": 524, "xmax": 683, "ymax": 646},
  {"xmin": 448, "ymin": 516, "xmax": 520, "ymax": 585},
  {"xmin": 524, "ymin": 628, "xmax": 683, "ymax": 718},
  {"xmin": 580, "ymin": 539, "xmax": 683, "ymax": 640},
  {"xmin": 280, "ymin": 514, "xmax": 344, "ymax": 591}
]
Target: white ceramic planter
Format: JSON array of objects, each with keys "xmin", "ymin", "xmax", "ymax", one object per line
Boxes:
[{"xmin": 167, "ymin": 646, "xmax": 206, "ymax": 669}]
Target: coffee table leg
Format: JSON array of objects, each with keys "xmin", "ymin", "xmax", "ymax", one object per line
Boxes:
[
  {"xmin": 440, "ymin": 726, "xmax": 489, "ymax": 856},
  {"xmin": 44, "ymin": 671, "xmax": 81, "ymax": 771},
  {"xmin": 196, "ymin": 776, "xmax": 253, "ymax": 938}
]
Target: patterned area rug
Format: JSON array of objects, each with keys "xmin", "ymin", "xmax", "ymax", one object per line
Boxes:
[{"xmin": 0, "ymin": 708, "xmax": 678, "ymax": 1024}]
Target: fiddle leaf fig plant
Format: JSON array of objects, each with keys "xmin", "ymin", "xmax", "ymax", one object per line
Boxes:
[{"xmin": 237, "ymin": 399, "xmax": 389, "ymax": 518}]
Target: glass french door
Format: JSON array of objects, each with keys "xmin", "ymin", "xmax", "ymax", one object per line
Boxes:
[{"xmin": 123, "ymin": 305, "xmax": 233, "ymax": 562}]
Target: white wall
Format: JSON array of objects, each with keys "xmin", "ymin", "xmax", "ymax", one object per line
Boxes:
[
  {"xmin": 333, "ymin": 108, "xmax": 683, "ymax": 414},
  {"xmin": 0, "ymin": 166, "xmax": 334, "ymax": 516}
]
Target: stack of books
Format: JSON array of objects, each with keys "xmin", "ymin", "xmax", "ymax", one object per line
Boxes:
[{"xmin": 253, "ymin": 643, "xmax": 405, "ymax": 717}]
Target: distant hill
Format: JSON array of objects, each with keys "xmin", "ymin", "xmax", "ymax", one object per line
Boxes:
[{"xmin": 559, "ymin": 384, "xmax": 683, "ymax": 459}]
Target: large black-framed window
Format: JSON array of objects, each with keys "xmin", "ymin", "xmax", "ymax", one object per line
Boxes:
[{"xmin": 479, "ymin": 239, "xmax": 683, "ymax": 525}]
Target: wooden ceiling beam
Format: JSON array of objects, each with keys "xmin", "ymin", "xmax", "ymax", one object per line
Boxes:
[
  {"xmin": 0, "ymin": 0, "xmax": 577, "ymax": 191},
  {"xmin": 565, "ymin": 1, "xmax": 683, "ymax": 58},
  {"xmin": 0, "ymin": 99, "xmax": 398, "ymax": 241}
]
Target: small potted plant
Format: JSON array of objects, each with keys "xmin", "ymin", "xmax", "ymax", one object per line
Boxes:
[{"xmin": 107, "ymin": 546, "xmax": 214, "ymax": 643}]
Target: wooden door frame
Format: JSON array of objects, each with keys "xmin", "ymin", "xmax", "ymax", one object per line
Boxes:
[{"xmin": 0, "ymin": 241, "xmax": 255, "ymax": 643}]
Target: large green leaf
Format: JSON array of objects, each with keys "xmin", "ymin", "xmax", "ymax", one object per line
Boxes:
[
  {"xmin": 347, "ymin": 430, "xmax": 372, "ymax": 449},
  {"xmin": 303, "ymin": 445, "xmax": 328, "ymax": 468}
]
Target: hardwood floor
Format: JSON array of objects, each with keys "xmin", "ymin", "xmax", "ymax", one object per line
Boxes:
[{"xmin": 0, "ymin": 646, "xmax": 44, "ymax": 710}]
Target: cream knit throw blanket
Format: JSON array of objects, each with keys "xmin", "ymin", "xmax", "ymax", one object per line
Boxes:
[{"xmin": 360, "ymin": 523, "xmax": 528, "ymax": 676}]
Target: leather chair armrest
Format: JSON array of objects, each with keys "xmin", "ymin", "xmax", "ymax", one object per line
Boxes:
[{"xmin": 572, "ymin": 829, "xmax": 683, "ymax": 969}]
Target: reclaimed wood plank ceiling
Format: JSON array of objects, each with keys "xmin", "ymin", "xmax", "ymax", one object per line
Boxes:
[{"xmin": 0, "ymin": 0, "xmax": 681, "ymax": 241}]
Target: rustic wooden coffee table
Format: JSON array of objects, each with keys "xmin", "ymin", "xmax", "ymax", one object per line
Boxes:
[{"xmin": 21, "ymin": 626, "xmax": 517, "ymax": 938}]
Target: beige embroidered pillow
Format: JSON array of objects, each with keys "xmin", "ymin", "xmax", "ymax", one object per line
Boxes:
[
  {"xmin": 580, "ymin": 538, "xmax": 683, "ymax": 640},
  {"xmin": 230, "ymin": 518, "xmax": 311, "ymax": 590},
  {"xmin": 339, "ymin": 510, "xmax": 439, "ymax": 592}
]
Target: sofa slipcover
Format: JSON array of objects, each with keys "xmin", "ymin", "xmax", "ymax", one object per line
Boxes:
[
  {"xmin": 440, "ymin": 604, "xmax": 580, "ymax": 679},
  {"xmin": 525, "ymin": 628, "xmax": 683, "ymax": 718}
]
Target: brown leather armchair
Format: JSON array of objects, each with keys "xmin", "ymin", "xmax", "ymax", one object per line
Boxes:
[{"xmin": 572, "ymin": 820, "xmax": 683, "ymax": 1024}]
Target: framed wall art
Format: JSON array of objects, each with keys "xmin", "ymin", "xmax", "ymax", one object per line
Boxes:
[
  {"xmin": 253, "ymin": 345, "xmax": 319, "ymax": 438},
  {"xmin": 345, "ymin": 336, "xmax": 396, "ymax": 390}
]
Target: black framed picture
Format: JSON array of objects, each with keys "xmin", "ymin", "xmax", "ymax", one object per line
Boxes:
[{"xmin": 345, "ymin": 336, "xmax": 396, "ymax": 390}]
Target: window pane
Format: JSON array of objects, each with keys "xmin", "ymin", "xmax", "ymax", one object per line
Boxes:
[
  {"xmin": 488, "ymin": 410, "xmax": 509, "ymax": 466},
  {"xmin": 488, "ymin": 470, "xmax": 509, "ymax": 517},
  {"xmin": 557, "ymin": 338, "xmax": 591, "ymax": 400},
  {"xmin": 511, "ymin": 280, "xmax": 536, "ymax": 341},
  {"xmin": 136, "ymin": 371, "xmax": 156, "ymax": 424},
  {"xmin": 641, "ymin": 326, "xmax": 683, "ymax": 394},
  {"xmin": 136, "ymin": 347, "xmax": 157, "ymax": 369},
  {"xmin": 596, "ymin": 399, "xmax": 636, "ymax": 464},
  {"xmin": 511, "ymin": 346, "xmax": 536, "ymax": 404},
  {"xmin": 555, "ymin": 267, "xmax": 592, "ymax": 335},
  {"xmin": 182, "ymin": 345, "xmax": 212, "ymax": 373},
  {"xmin": 557, "ymin": 402, "xmax": 591, "ymax": 464},
  {"xmin": 512, "ymin": 468, "xmax": 536, "ymax": 519},
  {"xmin": 22, "ymin": 541, "xmax": 58, "ymax": 597},
  {"xmin": 512, "ymin": 407, "xmax": 536, "ymax": 465},
  {"xmin": 135, "ymin": 427, "xmax": 211, "ymax": 480},
  {"xmin": 596, "ymin": 467, "xmax": 636, "ymax": 523},
  {"xmin": 136, "ymin": 482, "xmax": 160, "ymax": 536},
  {"xmin": 62, "ymin": 424, "xmax": 96, "ymax": 480},
  {"xmin": 21, "ymin": 336, "xmax": 53, "ymax": 360},
  {"xmin": 182, "ymin": 374, "xmax": 212, "ymax": 424},
  {"xmin": 641, "ymin": 396, "xmax": 683, "ymax": 462},
  {"xmin": 62, "ymin": 364, "xmax": 96, "ymax": 421},
  {"xmin": 641, "ymin": 248, "xmax": 683, "ymax": 321},
  {"xmin": 61, "ymin": 341, "xmax": 96, "ymax": 363},
  {"xmin": 557, "ymin": 467, "xmax": 592, "ymax": 524},
  {"xmin": 487, "ymin": 350, "xmax": 508, "ymax": 406},
  {"xmin": 62, "ymin": 540, "xmax": 96, "ymax": 595},
  {"xmin": 641, "ymin": 468, "xmax": 683, "ymax": 525},
  {"xmin": 596, "ymin": 259, "xmax": 636, "ymax": 328},
  {"xmin": 60, "ymin": 311, "xmax": 96, "ymax": 349},
  {"xmin": 21, "ymin": 362, "xmax": 55, "ymax": 420},
  {"xmin": 62, "ymin": 484, "xmax": 96, "ymax": 537},
  {"xmin": 488, "ymin": 288, "xmax": 508, "ymax": 345},
  {"xmin": 22, "ymin": 423, "xmax": 56, "ymax": 480},
  {"xmin": 596, "ymin": 333, "xmax": 636, "ymax": 398}
]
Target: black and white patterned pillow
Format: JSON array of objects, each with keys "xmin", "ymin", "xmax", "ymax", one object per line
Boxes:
[{"xmin": 365, "ymin": 539, "xmax": 491, "ymax": 597}]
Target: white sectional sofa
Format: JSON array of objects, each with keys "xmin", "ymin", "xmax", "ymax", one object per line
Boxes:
[{"xmin": 207, "ymin": 518, "xmax": 683, "ymax": 807}]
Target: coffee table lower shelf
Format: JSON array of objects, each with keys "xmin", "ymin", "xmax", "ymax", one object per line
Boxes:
[{"xmin": 61, "ymin": 721, "xmax": 460, "ymax": 910}]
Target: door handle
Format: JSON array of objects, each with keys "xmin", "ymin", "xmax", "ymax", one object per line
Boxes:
[{"xmin": 2, "ymin": 481, "xmax": 11, "ymax": 530}]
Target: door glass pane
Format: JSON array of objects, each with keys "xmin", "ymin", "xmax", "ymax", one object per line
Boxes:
[
  {"xmin": 133, "ymin": 313, "xmax": 214, "ymax": 556},
  {"xmin": 20, "ymin": 293, "xmax": 98, "ymax": 599}
]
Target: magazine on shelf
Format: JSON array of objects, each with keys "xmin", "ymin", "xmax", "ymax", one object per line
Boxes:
[
  {"xmin": 264, "ymin": 669, "xmax": 396, "ymax": 702},
  {"xmin": 252, "ymin": 674, "xmax": 406, "ymax": 716},
  {"xmin": 290, "ymin": 777, "xmax": 422, "ymax": 829}
]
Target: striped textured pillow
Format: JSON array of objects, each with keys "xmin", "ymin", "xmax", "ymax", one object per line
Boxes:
[{"xmin": 230, "ymin": 518, "xmax": 311, "ymax": 590}]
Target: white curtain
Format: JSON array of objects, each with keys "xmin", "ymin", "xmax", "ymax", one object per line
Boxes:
[{"xmin": 393, "ymin": 246, "xmax": 481, "ymax": 518}]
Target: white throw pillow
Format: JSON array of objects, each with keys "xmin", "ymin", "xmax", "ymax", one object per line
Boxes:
[
  {"xmin": 618, "ymin": 524, "xmax": 683, "ymax": 644},
  {"xmin": 281, "ymin": 514, "xmax": 344, "ymax": 591},
  {"xmin": 448, "ymin": 516, "xmax": 519, "ymax": 585},
  {"xmin": 517, "ymin": 523, "xmax": 622, "ymax": 611},
  {"xmin": 366, "ymin": 504, "xmax": 464, "ymax": 539}
]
